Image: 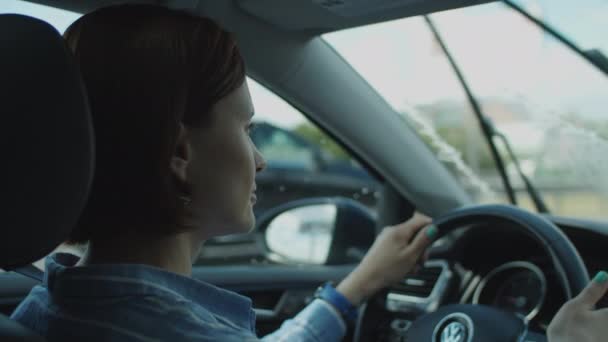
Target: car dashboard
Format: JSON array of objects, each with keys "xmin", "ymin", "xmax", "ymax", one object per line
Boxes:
[{"xmin": 365, "ymin": 216, "xmax": 608, "ymax": 341}]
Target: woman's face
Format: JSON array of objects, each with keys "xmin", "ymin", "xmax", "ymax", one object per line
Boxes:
[{"xmin": 184, "ymin": 81, "xmax": 266, "ymax": 238}]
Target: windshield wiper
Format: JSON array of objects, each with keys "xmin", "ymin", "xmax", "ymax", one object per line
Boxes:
[
  {"xmin": 586, "ymin": 49, "xmax": 608, "ymax": 75},
  {"xmin": 503, "ymin": 0, "xmax": 608, "ymax": 77},
  {"xmin": 485, "ymin": 118, "xmax": 550, "ymax": 213},
  {"xmin": 423, "ymin": 16, "xmax": 518, "ymax": 206},
  {"xmin": 423, "ymin": 16, "xmax": 550, "ymax": 213}
]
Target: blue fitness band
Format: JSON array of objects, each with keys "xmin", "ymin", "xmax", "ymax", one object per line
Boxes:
[{"xmin": 314, "ymin": 282, "xmax": 358, "ymax": 323}]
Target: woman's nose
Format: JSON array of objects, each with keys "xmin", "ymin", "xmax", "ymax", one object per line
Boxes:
[{"xmin": 254, "ymin": 145, "xmax": 266, "ymax": 173}]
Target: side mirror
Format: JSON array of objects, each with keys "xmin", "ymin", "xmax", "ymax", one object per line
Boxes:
[{"xmin": 256, "ymin": 197, "xmax": 376, "ymax": 265}]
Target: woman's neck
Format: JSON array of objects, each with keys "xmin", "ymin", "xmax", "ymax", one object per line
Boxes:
[{"xmin": 77, "ymin": 230, "xmax": 203, "ymax": 277}]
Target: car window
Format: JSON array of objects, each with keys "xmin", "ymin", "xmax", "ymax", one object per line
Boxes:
[
  {"xmin": 197, "ymin": 79, "xmax": 380, "ymax": 265},
  {"xmin": 251, "ymin": 122, "xmax": 316, "ymax": 171}
]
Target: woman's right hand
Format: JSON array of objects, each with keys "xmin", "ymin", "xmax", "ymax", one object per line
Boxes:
[
  {"xmin": 336, "ymin": 212, "xmax": 435, "ymax": 306},
  {"xmin": 548, "ymin": 271, "xmax": 608, "ymax": 342}
]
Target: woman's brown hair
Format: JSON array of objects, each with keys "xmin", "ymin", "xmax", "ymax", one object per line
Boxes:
[{"xmin": 64, "ymin": 5, "xmax": 246, "ymax": 242}]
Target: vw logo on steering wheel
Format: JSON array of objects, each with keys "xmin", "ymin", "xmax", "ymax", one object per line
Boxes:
[
  {"xmin": 433, "ymin": 312, "xmax": 474, "ymax": 342},
  {"xmin": 441, "ymin": 322, "xmax": 467, "ymax": 342}
]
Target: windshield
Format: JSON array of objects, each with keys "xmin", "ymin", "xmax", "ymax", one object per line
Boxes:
[{"xmin": 324, "ymin": 1, "xmax": 608, "ymax": 219}]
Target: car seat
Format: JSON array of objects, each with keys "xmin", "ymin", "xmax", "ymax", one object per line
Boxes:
[{"xmin": 0, "ymin": 14, "xmax": 94, "ymax": 342}]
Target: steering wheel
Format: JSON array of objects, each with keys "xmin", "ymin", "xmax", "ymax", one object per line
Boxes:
[{"xmin": 357, "ymin": 204, "xmax": 589, "ymax": 342}]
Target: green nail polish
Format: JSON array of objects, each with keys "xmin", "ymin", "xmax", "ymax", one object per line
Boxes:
[
  {"xmin": 426, "ymin": 225, "xmax": 438, "ymax": 239},
  {"xmin": 594, "ymin": 271, "xmax": 608, "ymax": 284}
]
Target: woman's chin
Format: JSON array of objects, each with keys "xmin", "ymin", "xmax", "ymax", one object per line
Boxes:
[
  {"xmin": 199, "ymin": 208, "xmax": 256, "ymax": 238},
  {"xmin": 243, "ymin": 210, "xmax": 256, "ymax": 232},
  {"xmin": 228, "ymin": 212, "xmax": 256, "ymax": 235}
]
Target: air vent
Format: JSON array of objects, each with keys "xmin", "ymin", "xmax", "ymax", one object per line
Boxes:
[
  {"xmin": 391, "ymin": 265, "xmax": 443, "ymax": 298},
  {"xmin": 386, "ymin": 260, "xmax": 451, "ymax": 313}
]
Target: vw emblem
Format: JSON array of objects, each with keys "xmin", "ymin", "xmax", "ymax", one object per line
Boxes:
[
  {"xmin": 440, "ymin": 322, "xmax": 467, "ymax": 342},
  {"xmin": 432, "ymin": 313, "xmax": 473, "ymax": 342}
]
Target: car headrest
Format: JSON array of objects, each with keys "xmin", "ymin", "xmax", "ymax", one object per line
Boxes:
[{"xmin": 0, "ymin": 14, "xmax": 94, "ymax": 269}]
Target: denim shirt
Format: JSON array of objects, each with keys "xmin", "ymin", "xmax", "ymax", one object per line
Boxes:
[{"xmin": 11, "ymin": 253, "xmax": 347, "ymax": 342}]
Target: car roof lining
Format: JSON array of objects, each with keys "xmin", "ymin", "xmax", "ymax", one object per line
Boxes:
[{"xmin": 21, "ymin": 0, "xmax": 151, "ymax": 14}]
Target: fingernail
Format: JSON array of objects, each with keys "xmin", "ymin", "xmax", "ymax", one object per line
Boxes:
[
  {"xmin": 426, "ymin": 224, "xmax": 438, "ymax": 239},
  {"xmin": 593, "ymin": 271, "xmax": 608, "ymax": 284}
]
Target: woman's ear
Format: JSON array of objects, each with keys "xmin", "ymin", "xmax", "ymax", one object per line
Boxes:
[{"xmin": 170, "ymin": 123, "xmax": 192, "ymax": 184}]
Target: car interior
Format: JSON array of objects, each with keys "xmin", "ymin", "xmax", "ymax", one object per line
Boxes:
[{"xmin": 1, "ymin": 0, "xmax": 607, "ymax": 341}]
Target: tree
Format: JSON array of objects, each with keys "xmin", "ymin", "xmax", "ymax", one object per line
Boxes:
[{"xmin": 293, "ymin": 123, "xmax": 350, "ymax": 161}]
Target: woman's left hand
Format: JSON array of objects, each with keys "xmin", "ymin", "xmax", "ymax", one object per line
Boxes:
[
  {"xmin": 547, "ymin": 271, "xmax": 608, "ymax": 342},
  {"xmin": 336, "ymin": 212, "xmax": 436, "ymax": 306}
]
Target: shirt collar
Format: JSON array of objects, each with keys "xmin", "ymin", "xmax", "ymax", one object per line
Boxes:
[{"xmin": 44, "ymin": 253, "xmax": 255, "ymax": 331}]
